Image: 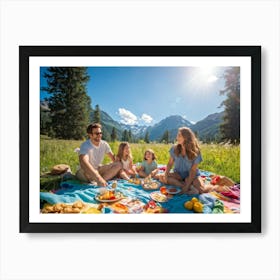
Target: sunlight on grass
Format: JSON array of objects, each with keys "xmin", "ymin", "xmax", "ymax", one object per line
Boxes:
[{"xmin": 40, "ymin": 137, "xmax": 240, "ymax": 182}]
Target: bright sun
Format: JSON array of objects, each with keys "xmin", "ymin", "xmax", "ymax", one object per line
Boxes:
[
  {"xmin": 194, "ymin": 67, "xmax": 218, "ymax": 84},
  {"xmin": 185, "ymin": 67, "xmax": 220, "ymax": 95}
]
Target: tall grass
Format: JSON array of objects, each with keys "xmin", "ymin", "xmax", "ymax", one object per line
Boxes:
[
  {"xmin": 200, "ymin": 144, "xmax": 240, "ymax": 182},
  {"xmin": 40, "ymin": 137, "xmax": 82, "ymax": 174},
  {"xmin": 40, "ymin": 137, "xmax": 240, "ymax": 182}
]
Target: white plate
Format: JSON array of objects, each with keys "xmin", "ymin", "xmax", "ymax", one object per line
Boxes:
[
  {"xmin": 142, "ymin": 181, "xmax": 160, "ymax": 190},
  {"xmin": 150, "ymin": 191, "xmax": 168, "ymax": 203},
  {"xmin": 95, "ymin": 192, "xmax": 123, "ymax": 203},
  {"xmin": 166, "ymin": 187, "xmax": 181, "ymax": 195}
]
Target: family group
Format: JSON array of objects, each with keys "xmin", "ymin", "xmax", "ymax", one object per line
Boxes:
[{"xmin": 76, "ymin": 123, "xmax": 211, "ymax": 195}]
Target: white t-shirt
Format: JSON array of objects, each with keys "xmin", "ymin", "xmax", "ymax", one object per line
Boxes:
[{"xmin": 79, "ymin": 139, "xmax": 112, "ymax": 169}]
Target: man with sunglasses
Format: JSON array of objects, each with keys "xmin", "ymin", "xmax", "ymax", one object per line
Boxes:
[{"xmin": 75, "ymin": 123, "xmax": 122, "ymax": 186}]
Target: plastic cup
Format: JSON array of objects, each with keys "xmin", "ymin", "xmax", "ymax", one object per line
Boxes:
[{"xmin": 160, "ymin": 186, "xmax": 167, "ymax": 195}]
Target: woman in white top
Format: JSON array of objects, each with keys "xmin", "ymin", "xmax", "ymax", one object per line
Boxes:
[{"xmin": 116, "ymin": 142, "xmax": 137, "ymax": 180}]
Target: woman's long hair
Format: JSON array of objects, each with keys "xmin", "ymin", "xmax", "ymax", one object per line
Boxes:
[
  {"xmin": 174, "ymin": 127, "xmax": 200, "ymax": 160},
  {"xmin": 116, "ymin": 142, "xmax": 132, "ymax": 161}
]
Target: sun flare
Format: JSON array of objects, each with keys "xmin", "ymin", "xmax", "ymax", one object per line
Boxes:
[
  {"xmin": 194, "ymin": 67, "xmax": 218, "ymax": 84},
  {"xmin": 185, "ymin": 67, "xmax": 219, "ymax": 94}
]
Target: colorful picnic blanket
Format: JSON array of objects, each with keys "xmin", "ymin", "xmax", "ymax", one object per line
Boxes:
[{"xmin": 40, "ymin": 170, "xmax": 240, "ymax": 214}]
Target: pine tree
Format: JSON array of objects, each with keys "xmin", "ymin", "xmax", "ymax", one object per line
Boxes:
[
  {"xmin": 93, "ymin": 104, "xmax": 101, "ymax": 124},
  {"xmin": 160, "ymin": 130, "xmax": 170, "ymax": 143},
  {"xmin": 102, "ymin": 128, "xmax": 111, "ymax": 142},
  {"xmin": 42, "ymin": 67, "xmax": 91, "ymax": 139},
  {"xmin": 40, "ymin": 101, "xmax": 51, "ymax": 135},
  {"xmin": 122, "ymin": 130, "xmax": 129, "ymax": 141},
  {"xmin": 219, "ymin": 67, "xmax": 240, "ymax": 143},
  {"xmin": 128, "ymin": 130, "xmax": 132, "ymax": 142},
  {"xmin": 111, "ymin": 127, "xmax": 117, "ymax": 142},
  {"xmin": 144, "ymin": 131, "xmax": 150, "ymax": 143}
]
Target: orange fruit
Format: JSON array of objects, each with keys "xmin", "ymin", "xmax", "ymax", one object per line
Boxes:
[
  {"xmin": 184, "ymin": 201, "xmax": 193, "ymax": 210},
  {"xmin": 191, "ymin": 197, "xmax": 199, "ymax": 203},
  {"xmin": 193, "ymin": 202, "xmax": 203, "ymax": 213}
]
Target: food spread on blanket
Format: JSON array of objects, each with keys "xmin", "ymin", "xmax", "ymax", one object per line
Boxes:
[
  {"xmin": 143, "ymin": 200, "xmax": 167, "ymax": 213},
  {"xmin": 150, "ymin": 191, "xmax": 168, "ymax": 202},
  {"xmin": 40, "ymin": 171, "xmax": 240, "ymax": 214},
  {"xmin": 95, "ymin": 190, "xmax": 123, "ymax": 203},
  {"xmin": 119, "ymin": 198, "xmax": 145, "ymax": 213},
  {"xmin": 41, "ymin": 200, "xmax": 91, "ymax": 214},
  {"xmin": 144, "ymin": 205, "xmax": 167, "ymax": 213},
  {"xmin": 110, "ymin": 203, "xmax": 129, "ymax": 214}
]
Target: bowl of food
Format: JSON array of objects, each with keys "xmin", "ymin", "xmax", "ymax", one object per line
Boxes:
[
  {"xmin": 166, "ymin": 187, "xmax": 181, "ymax": 195},
  {"xmin": 142, "ymin": 181, "xmax": 161, "ymax": 190},
  {"xmin": 95, "ymin": 189, "xmax": 123, "ymax": 203}
]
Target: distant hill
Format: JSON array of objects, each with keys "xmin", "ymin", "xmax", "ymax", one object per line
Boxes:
[
  {"xmin": 143, "ymin": 113, "xmax": 224, "ymax": 142},
  {"xmin": 147, "ymin": 115, "xmax": 193, "ymax": 141},
  {"xmin": 191, "ymin": 112, "xmax": 224, "ymax": 142}
]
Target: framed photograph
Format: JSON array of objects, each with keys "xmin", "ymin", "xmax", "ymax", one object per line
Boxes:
[{"xmin": 20, "ymin": 46, "xmax": 261, "ymax": 233}]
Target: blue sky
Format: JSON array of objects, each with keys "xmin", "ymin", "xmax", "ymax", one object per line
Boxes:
[{"xmin": 40, "ymin": 66, "xmax": 229, "ymax": 125}]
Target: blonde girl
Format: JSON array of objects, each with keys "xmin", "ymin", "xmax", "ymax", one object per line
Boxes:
[
  {"xmin": 138, "ymin": 149, "xmax": 158, "ymax": 178},
  {"xmin": 159, "ymin": 127, "xmax": 205, "ymax": 194},
  {"xmin": 116, "ymin": 142, "xmax": 137, "ymax": 180}
]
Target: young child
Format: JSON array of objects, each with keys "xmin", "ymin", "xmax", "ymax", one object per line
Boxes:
[
  {"xmin": 138, "ymin": 149, "xmax": 158, "ymax": 178},
  {"xmin": 116, "ymin": 142, "xmax": 137, "ymax": 180}
]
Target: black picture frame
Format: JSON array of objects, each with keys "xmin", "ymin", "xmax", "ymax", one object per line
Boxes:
[{"xmin": 20, "ymin": 46, "xmax": 261, "ymax": 233}]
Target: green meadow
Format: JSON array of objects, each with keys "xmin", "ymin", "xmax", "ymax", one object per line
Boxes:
[{"xmin": 40, "ymin": 136, "xmax": 240, "ymax": 184}]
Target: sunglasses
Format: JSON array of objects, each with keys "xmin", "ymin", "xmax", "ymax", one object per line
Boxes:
[{"xmin": 93, "ymin": 132, "xmax": 102, "ymax": 135}]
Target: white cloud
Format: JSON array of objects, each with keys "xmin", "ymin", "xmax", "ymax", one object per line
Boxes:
[
  {"xmin": 141, "ymin": 113, "xmax": 153, "ymax": 124},
  {"xmin": 118, "ymin": 108, "xmax": 138, "ymax": 125}
]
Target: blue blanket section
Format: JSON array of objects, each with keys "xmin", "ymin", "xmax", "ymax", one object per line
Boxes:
[{"xmin": 40, "ymin": 170, "xmax": 215, "ymax": 213}]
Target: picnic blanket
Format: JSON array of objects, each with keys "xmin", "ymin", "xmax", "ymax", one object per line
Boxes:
[{"xmin": 40, "ymin": 170, "xmax": 240, "ymax": 214}]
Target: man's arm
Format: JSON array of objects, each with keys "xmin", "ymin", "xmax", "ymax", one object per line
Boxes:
[
  {"xmin": 107, "ymin": 152, "xmax": 116, "ymax": 162},
  {"xmin": 79, "ymin": 154, "xmax": 107, "ymax": 186}
]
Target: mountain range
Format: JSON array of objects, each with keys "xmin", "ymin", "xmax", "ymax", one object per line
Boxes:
[
  {"xmin": 99, "ymin": 110, "xmax": 224, "ymax": 142},
  {"xmin": 40, "ymin": 101, "xmax": 224, "ymax": 142}
]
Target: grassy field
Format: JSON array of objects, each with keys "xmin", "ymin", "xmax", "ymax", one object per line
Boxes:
[{"xmin": 40, "ymin": 136, "xmax": 240, "ymax": 183}]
